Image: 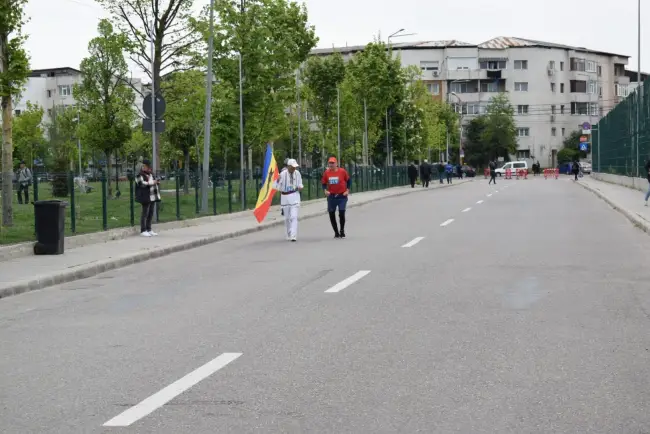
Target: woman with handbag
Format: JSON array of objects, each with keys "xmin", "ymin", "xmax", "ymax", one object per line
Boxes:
[{"xmin": 135, "ymin": 159, "xmax": 161, "ymax": 237}]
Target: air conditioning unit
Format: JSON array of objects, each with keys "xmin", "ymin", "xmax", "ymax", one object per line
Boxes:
[
  {"xmin": 547, "ymin": 68, "xmax": 554, "ymax": 76},
  {"xmin": 432, "ymin": 70, "xmax": 439, "ymax": 77},
  {"xmin": 550, "ymin": 115, "xmax": 556, "ymax": 122}
]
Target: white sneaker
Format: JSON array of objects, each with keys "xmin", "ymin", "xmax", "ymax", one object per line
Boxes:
[
  {"xmin": 148, "ymin": 231, "xmax": 158, "ymax": 236},
  {"xmin": 141, "ymin": 231, "xmax": 152, "ymax": 237}
]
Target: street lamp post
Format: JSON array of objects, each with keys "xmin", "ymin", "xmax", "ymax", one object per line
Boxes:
[
  {"xmin": 238, "ymin": 0, "xmax": 245, "ymax": 210},
  {"xmin": 337, "ymin": 87, "xmax": 341, "ymax": 163},
  {"xmin": 636, "ymin": 0, "xmax": 641, "ymax": 177},
  {"xmin": 201, "ymin": 0, "xmax": 215, "ymax": 213}
]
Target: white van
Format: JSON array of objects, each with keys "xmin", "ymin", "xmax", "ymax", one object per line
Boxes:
[{"xmin": 495, "ymin": 161, "xmax": 528, "ymax": 176}]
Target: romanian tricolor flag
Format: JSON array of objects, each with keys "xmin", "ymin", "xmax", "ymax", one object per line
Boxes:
[{"xmin": 253, "ymin": 143, "xmax": 279, "ymax": 223}]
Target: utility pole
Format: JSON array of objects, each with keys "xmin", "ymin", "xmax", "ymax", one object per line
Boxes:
[
  {"xmin": 636, "ymin": 0, "xmax": 641, "ymax": 177},
  {"xmin": 201, "ymin": 0, "xmax": 215, "ymax": 213},
  {"xmin": 363, "ymin": 98, "xmax": 368, "ymax": 165},
  {"xmin": 149, "ymin": 20, "xmax": 158, "ymax": 220},
  {"xmin": 77, "ymin": 110, "xmax": 82, "ymax": 176},
  {"xmin": 337, "ymin": 87, "xmax": 341, "ymax": 163},
  {"xmin": 238, "ymin": 0, "xmax": 245, "ymax": 210},
  {"xmin": 296, "ymin": 69, "xmax": 302, "ymax": 167}
]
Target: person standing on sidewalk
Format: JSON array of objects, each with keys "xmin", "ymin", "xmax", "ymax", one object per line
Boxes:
[
  {"xmin": 445, "ymin": 161, "xmax": 454, "ymax": 184},
  {"xmin": 274, "ymin": 158, "xmax": 303, "ymax": 241},
  {"xmin": 408, "ymin": 162, "xmax": 418, "ymax": 188},
  {"xmin": 437, "ymin": 162, "xmax": 445, "ymax": 184},
  {"xmin": 322, "ymin": 157, "xmax": 351, "ymax": 238},
  {"xmin": 419, "ymin": 159, "xmax": 431, "ymax": 188},
  {"xmin": 488, "ymin": 160, "xmax": 497, "ymax": 185},
  {"xmin": 16, "ymin": 160, "xmax": 32, "ymax": 204},
  {"xmin": 572, "ymin": 160, "xmax": 580, "ymax": 181},
  {"xmin": 135, "ymin": 159, "xmax": 161, "ymax": 237}
]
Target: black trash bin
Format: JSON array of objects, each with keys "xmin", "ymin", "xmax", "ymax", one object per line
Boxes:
[{"xmin": 33, "ymin": 200, "xmax": 67, "ymax": 255}]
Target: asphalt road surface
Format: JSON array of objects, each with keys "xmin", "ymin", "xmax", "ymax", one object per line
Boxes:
[{"xmin": 2, "ymin": 177, "xmax": 650, "ymax": 434}]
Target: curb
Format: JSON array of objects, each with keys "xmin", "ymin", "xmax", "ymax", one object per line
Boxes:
[
  {"xmin": 0, "ymin": 179, "xmax": 471, "ymax": 299},
  {"xmin": 575, "ymin": 181, "xmax": 650, "ymax": 234}
]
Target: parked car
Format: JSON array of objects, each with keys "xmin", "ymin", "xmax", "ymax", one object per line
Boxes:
[
  {"xmin": 495, "ymin": 161, "xmax": 528, "ymax": 176},
  {"xmin": 461, "ymin": 165, "xmax": 476, "ymax": 177},
  {"xmin": 579, "ymin": 162, "xmax": 592, "ymax": 174}
]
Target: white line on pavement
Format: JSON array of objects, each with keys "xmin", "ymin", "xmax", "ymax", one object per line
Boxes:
[
  {"xmin": 476, "ymin": 200, "xmax": 484, "ymax": 204},
  {"xmin": 487, "ymin": 194, "xmax": 493, "ymax": 197},
  {"xmin": 440, "ymin": 219, "xmax": 454, "ymax": 227},
  {"xmin": 462, "ymin": 207, "xmax": 471, "ymax": 213},
  {"xmin": 325, "ymin": 271, "xmax": 371, "ymax": 293},
  {"xmin": 495, "ymin": 190, "xmax": 499, "ymax": 193},
  {"xmin": 103, "ymin": 352, "xmax": 242, "ymax": 427},
  {"xmin": 401, "ymin": 237, "xmax": 425, "ymax": 248}
]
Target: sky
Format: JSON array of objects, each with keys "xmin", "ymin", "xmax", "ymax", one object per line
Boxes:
[{"xmin": 25, "ymin": 0, "xmax": 650, "ymax": 78}]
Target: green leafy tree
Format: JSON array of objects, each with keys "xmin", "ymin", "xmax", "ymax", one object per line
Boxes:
[
  {"xmin": 74, "ymin": 19, "xmax": 135, "ymax": 198},
  {"xmin": 199, "ymin": 0, "xmax": 318, "ymax": 173},
  {"xmin": 463, "ymin": 115, "xmax": 489, "ymax": 168},
  {"xmin": 46, "ymin": 107, "xmax": 78, "ymax": 197},
  {"xmin": 557, "ymin": 129, "xmax": 587, "ymax": 163},
  {"xmin": 12, "ymin": 101, "xmax": 46, "ymax": 167},
  {"xmin": 481, "ymin": 93, "xmax": 517, "ymax": 160},
  {"xmin": 301, "ymin": 53, "xmax": 346, "ymax": 165},
  {"xmin": 0, "ymin": 0, "xmax": 30, "ymax": 226}
]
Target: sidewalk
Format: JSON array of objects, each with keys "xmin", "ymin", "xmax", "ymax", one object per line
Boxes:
[
  {"xmin": 0, "ymin": 179, "xmax": 471, "ymax": 299},
  {"xmin": 578, "ymin": 176, "xmax": 650, "ymax": 233}
]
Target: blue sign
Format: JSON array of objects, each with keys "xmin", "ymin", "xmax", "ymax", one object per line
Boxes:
[{"xmin": 580, "ymin": 143, "xmax": 589, "ymax": 151}]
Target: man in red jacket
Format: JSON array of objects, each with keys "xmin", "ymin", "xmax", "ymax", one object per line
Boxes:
[{"xmin": 321, "ymin": 157, "xmax": 351, "ymax": 238}]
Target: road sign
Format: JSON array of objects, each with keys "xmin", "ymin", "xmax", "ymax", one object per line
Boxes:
[
  {"xmin": 143, "ymin": 93, "xmax": 166, "ymax": 119},
  {"xmin": 582, "ymin": 129, "xmax": 591, "ymax": 135},
  {"xmin": 580, "ymin": 136, "xmax": 588, "ymax": 142},
  {"xmin": 142, "ymin": 118, "xmax": 166, "ymax": 133},
  {"xmin": 580, "ymin": 143, "xmax": 589, "ymax": 151},
  {"xmin": 582, "ymin": 122, "xmax": 591, "ymax": 130}
]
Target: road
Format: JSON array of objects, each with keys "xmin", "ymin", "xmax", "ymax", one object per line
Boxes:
[{"xmin": 2, "ymin": 177, "xmax": 650, "ymax": 433}]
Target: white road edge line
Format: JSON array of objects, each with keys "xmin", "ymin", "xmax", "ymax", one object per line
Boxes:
[
  {"xmin": 487, "ymin": 193, "xmax": 493, "ymax": 197},
  {"xmin": 476, "ymin": 200, "xmax": 484, "ymax": 204},
  {"xmin": 401, "ymin": 237, "xmax": 425, "ymax": 248},
  {"xmin": 103, "ymin": 352, "xmax": 242, "ymax": 427},
  {"xmin": 461, "ymin": 207, "xmax": 471, "ymax": 213},
  {"xmin": 325, "ymin": 270, "xmax": 371, "ymax": 293},
  {"xmin": 440, "ymin": 219, "xmax": 454, "ymax": 227}
]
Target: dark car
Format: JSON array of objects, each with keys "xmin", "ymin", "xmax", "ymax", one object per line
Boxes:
[{"xmin": 461, "ymin": 165, "xmax": 476, "ymax": 177}]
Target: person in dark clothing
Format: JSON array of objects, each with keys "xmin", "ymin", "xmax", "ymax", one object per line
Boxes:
[
  {"xmin": 456, "ymin": 164, "xmax": 463, "ymax": 179},
  {"xmin": 408, "ymin": 162, "xmax": 418, "ymax": 188},
  {"xmin": 572, "ymin": 160, "xmax": 580, "ymax": 181},
  {"xmin": 437, "ymin": 162, "xmax": 445, "ymax": 184},
  {"xmin": 444, "ymin": 162, "xmax": 453, "ymax": 184},
  {"xmin": 135, "ymin": 159, "xmax": 162, "ymax": 237},
  {"xmin": 645, "ymin": 159, "xmax": 650, "ymax": 206},
  {"xmin": 488, "ymin": 160, "xmax": 497, "ymax": 185},
  {"xmin": 419, "ymin": 160, "xmax": 431, "ymax": 187}
]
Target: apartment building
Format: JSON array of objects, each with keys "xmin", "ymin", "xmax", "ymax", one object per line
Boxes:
[{"xmin": 312, "ymin": 37, "xmax": 630, "ymax": 167}]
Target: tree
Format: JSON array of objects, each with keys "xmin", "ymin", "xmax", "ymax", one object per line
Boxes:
[
  {"xmin": 74, "ymin": 19, "xmax": 135, "ymax": 198},
  {"xmin": 0, "ymin": 0, "xmax": 30, "ymax": 226},
  {"xmin": 463, "ymin": 115, "xmax": 489, "ymax": 168},
  {"xmin": 12, "ymin": 101, "xmax": 45, "ymax": 167},
  {"xmin": 557, "ymin": 129, "xmax": 587, "ymax": 163},
  {"xmin": 96, "ymin": 0, "xmax": 200, "ymax": 171},
  {"xmin": 202, "ymin": 0, "xmax": 318, "ymax": 171},
  {"xmin": 481, "ymin": 93, "xmax": 517, "ymax": 161},
  {"xmin": 301, "ymin": 53, "xmax": 346, "ymax": 165},
  {"xmin": 46, "ymin": 107, "xmax": 79, "ymax": 197}
]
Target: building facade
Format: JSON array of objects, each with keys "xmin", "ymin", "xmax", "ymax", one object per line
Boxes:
[{"xmin": 313, "ymin": 37, "xmax": 631, "ymax": 168}]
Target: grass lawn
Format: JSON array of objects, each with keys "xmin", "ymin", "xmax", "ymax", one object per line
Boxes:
[{"xmin": 0, "ymin": 169, "xmax": 405, "ymax": 246}]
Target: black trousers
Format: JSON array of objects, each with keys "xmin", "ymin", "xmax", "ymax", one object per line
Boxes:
[
  {"xmin": 446, "ymin": 174, "xmax": 452, "ymax": 184},
  {"xmin": 489, "ymin": 173, "xmax": 496, "ymax": 184},
  {"xmin": 17, "ymin": 184, "xmax": 29, "ymax": 204},
  {"xmin": 140, "ymin": 202, "xmax": 155, "ymax": 233},
  {"xmin": 409, "ymin": 177, "xmax": 416, "ymax": 188},
  {"xmin": 422, "ymin": 178, "xmax": 430, "ymax": 187}
]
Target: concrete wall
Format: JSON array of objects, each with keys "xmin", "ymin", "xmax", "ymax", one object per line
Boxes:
[{"xmin": 592, "ymin": 172, "xmax": 648, "ymax": 191}]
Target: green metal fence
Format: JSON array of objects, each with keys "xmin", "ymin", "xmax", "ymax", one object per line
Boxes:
[
  {"xmin": 1, "ymin": 165, "xmax": 411, "ymax": 245},
  {"xmin": 593, "ymin": 79, "xmax": 650, "ymax": 176}
]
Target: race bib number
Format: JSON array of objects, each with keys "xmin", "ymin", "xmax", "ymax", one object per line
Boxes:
[{"xmin": 328, "ymin": 176, "xmax": 340, "ymax": 185}]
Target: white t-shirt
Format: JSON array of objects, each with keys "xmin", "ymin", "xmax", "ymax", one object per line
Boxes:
[{"xmin": 274, "ymin": 169, "xmax": 303, "ymax": 206}]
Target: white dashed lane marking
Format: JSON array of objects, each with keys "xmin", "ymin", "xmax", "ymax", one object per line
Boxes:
[
  {"xmin": 440, "ymin": 219, "xmax": 455, "ymax": 227},
  {"xmin": 401, "ymin": 237, "xmax": 425, "ymax": 248},
  {"xmin": 462, "ymin": 207, "xmax": 471, "ymax": 213},
  {"xmin": 325, "ymin": 271, "xmax": 371, "ymax": 293}
]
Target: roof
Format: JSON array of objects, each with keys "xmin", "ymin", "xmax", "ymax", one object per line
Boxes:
[
  {"xmin": 479, "ymin": 36, "xmax": 629, "ymax": 58},
  {"xmin": 29, "ymin": 67, "xmax": 82, "ymax": 77},
  {"xmin": 311, "ymin": 40, "xmax": 475, "ymax": 56},
  {"xmin": 311, "ymin": 36, "xmax": 630, "ymax": 59}
]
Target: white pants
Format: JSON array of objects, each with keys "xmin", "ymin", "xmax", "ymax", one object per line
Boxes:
[{"xmin": 282, "ymin": 204, "xmax": 299, "ymax": 240}]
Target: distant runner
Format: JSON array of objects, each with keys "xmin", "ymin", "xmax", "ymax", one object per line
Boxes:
[{"xmin": 322, "ymin": 157, "xmax": 351, "ymax": 238}]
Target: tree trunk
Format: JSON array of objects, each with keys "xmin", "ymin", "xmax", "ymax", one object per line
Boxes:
[
  {"xmin": 1, "ymin": 92, "xmax": 14, "ymax": 227},
  {"xmin": 183, "ymin": 148, "xmax": 190, "ymax": 195},
  {"xmin": 106, "ymin": 151, "xmax": 113, "ymax": 198}
]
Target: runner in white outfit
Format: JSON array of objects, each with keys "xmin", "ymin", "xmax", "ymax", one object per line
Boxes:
[{"xmin": 273, "ymin": 159, "xmax": 303, "ymax": 241}]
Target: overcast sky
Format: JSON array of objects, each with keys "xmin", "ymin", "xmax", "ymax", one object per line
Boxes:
[{"xmin": 26, "ymin": 0, "xmax": 650, "ymax": 78}]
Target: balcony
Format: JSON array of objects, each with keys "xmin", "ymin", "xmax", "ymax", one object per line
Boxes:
[
  {"xmin": 615, "ymin": 75, "xmax": 631, "ymax": 85},
  {"xmin": 445, "ymin": 69, "xmax": 486, "ymax": 81}
]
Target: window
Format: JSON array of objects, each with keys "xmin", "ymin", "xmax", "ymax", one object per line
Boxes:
[
  {"xmin": 456, "ymin": 66, "xmax": 469, "ymax": 70},
  {"xmin": 514, "ymin": 60, "xmax": 528, "ymax": 70},
  {"xmin": 454, "ymin": 103, "xmax": 468, "ymax": 115},
  {"xmin": 14, "ymin": 109, "xmax": 21, "ymax": 116},
  {"xmin": 560, "ymin": 83, "xmax": 565, "ymax": 93},
  {"xmin": 426, "ymin": 83, "xmax": 440, "ymax": 95},
  {"xmin": 514, "ymin": 82, "xmax": 528, "ymax": 92},
  {"xmin": 516, "ymin": 150, "xmax": 531, "ymax": 159},
  {"xmin": 570, "ymin": 80, "xmax": 586, "ymax": 93},
  {"xmin": 560, "ymin": 105, "xmax": 565, "ymax": 114},
  {"xmin": 551, "ymin": 83, "xmax": 556, "ymax": 92},
  {"xmin": 560, "ymin": 61, "xmax": 564, "ymax": 71},
  {"xmin": 571, "ymin": 102, "xmax": 588, "ymax": 115},
  {"xmin": 570, "ymin": 57, "xmax": 586, "ymax": 71},
  {"xmin": 549, "ymin": 60, "xmax": 556, "ymax": 70},
  {"xmin": 47, "ymin": 90, "xmax": 52, "ymax": 98},
  {"xmin": 420, "ymin": 61, "xmax": 440, "ymax": 71},
  {"xmin": 551, "ymin": 127, "xmax": 557, "ymax": 136},
  {"xmin": 597, "ymin": 65, "xmax": 602, "ymax": 76},
  {"xmin": 47, "ymin": 108, "xmax": 52, "ymax": 117},
  {"xmin": 562, "ymin": 128, "xmax": 566, "ymax": 136},
  {"xmin": 517, "ymin": 105, "xmax": 529, "ymax": 114},
  {"xmin": 586, "ymin": 61, "xmax": 596, "ymax": 72},
  {"xmin": 588, "ymin": 80, "xmax": 596, "ymax": 94},
  {"xmin": 599, "ymin": 85, "xmax": 603, "ymax": 97},
  {"xmin": 616, "ymin": 84, "xmax": 629, "ymax": 97},
  {"xmin": 450, "ymin": 82, "xmax": 468, "ymax": 93},
  {"xmin": 58, "ymin": 85, "xmax": 71, "ymax": 96},
  {"xmin": 551, "ymin": 105, "xmax": 556, "ymax": 114},
  {"xmin": 590, "ymin": 103, "xmax": 599, "ymax": 116},
  {"xmin": 517, "ymin": 127, "xmax": 530, "ymax": 137},
  {"xmin": 479, "ymin": 60, "xmax": 506, "ymax": 70},
  {"xmin": 480, "ymin": 81, "xmax": 498, "ymax": 92},
  {"xmin": 467, "ymin": 104, "xmax": 484, "ymax": 115}
]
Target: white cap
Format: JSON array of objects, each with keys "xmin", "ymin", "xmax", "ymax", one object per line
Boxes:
[{"xmin": 287, "ymin": 158, "xmax": 299, "ymax": 168}]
